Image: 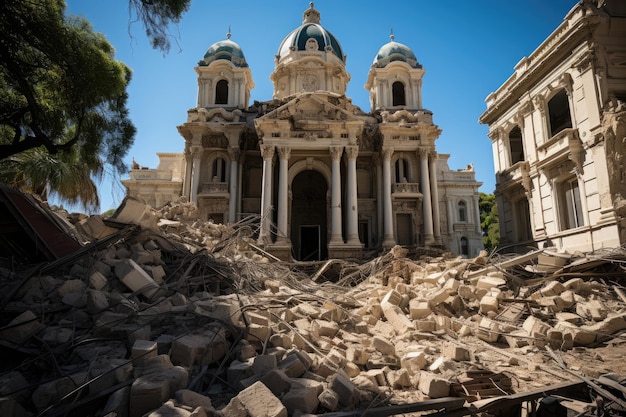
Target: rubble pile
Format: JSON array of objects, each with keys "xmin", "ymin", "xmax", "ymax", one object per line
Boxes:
[{"xmin": 1, "ymin": 198, "xmax": 626, "ymax": 417}]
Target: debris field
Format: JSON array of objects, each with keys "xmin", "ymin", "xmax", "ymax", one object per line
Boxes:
[{"xmin": 1, "ymin": 195, "xmax": 626, "ymax": 417}]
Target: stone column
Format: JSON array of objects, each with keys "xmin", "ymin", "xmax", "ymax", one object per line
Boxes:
[
  {"xmin": 473, "ymin": 195, "xmax": 481, "ymax": 235},
  {"xmin": 228, "ymin": 147, "xmax": 240, "ymax": 223},
  {"xmin": 190, "ymin": 147, "xmax": 202, "ymax": 204},
  {"xmin": 419, "ymin": 148, "xmax": 434, "ymax": 244},
  {"xmin": 374, "ymin": 153, "xmax": 383, "ymax": 246},
  {"xmin": 345, "ymin": 146, "xmax": 360, "ymax": 245},
  {"xmin": 183, "ymin": 148, "xmax": 193, "ymax": 201},
  {"xmin": 258, "ymin": 144, "xmax": 275, "ymax": 244},
  {"xmin": 329, "ymin": 146, "xmax": 344, "ymax": 244},
  {"xmin": 382, "ymin": 148, "xmax": 396, "ymax": 248},
  {"xmin": 429, "ymin": 152, "xmax": 441, "ymax": 244},
  {"xmin": 277, "ymin": 146, "xmax": 291, "ymax": 242}
]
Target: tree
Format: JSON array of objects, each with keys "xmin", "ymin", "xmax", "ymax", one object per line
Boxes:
[
  {"xmin": 0, "ymin": 0, "xmax": 135, "ymax": 210},
  {"xmin": 129, "ymin": 0, "xmax": 192, "ymax": 53},
  {"xmin": 479, "ymin": 192, "xmax": 500, "ymax": 252}
]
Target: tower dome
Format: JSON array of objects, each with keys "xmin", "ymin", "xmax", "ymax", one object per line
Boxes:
[
  {"xmin": 271, "ymin": 2, "xmax": 350, "ymax": 99},
  {"xmin": 276, "ymin": 2, "xmax": 346, "ymax": 65},
  {"xmin": 199, "ymin": 32, "xmax": 248, "ymax": 68},
  {"xmin": 372, "ymin": 33, "xmax": 421, "ymax": 69}
]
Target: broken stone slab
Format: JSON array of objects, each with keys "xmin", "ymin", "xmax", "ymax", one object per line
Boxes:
[
  {"xmin": 231, "ymin": 381, "xmax": 287, "ymax": 417},
  {"xmin": 418, "ymin": 372, "xmax": 451, "ymax": 398},
  {"xmin": 114, "ymin": 258, "xmax": 161, "ymax": 299},
  {"xmin": 329, "ymin": 371, "xmax": 360, "ymax": 408},
  {"xmin": 282, "ymin": 386, "xmax": 319, "ymax": 414},
  {"xmin": 32, "ymin": 372, "xmax": 88, "ymax": 412},
  {"xmin": 0, "ymin": 310, "xmax": 44, "ymax": 345},
  {"xmin": 474, "ymin": 317, "xmax": 500, "ymax": 343}
]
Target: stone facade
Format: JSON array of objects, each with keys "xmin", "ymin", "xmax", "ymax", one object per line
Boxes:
[
  {"xmin": 123, "ymin": 3, "xmax": 483, "ymax": 260},
  {"xmin": 479, "ymin": 0, "xmax": 626, "ymax": 254}
]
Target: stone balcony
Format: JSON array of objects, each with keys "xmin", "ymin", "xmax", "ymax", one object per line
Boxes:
[
  {"xmin": 392, "ymin": 182, "xmax": 422, "ymax": 197},
  {"xmin": 199, "ymin": 182, "xmax": 229, "ymax": 195},
  {"xmin": 129, "ymin": 169, "xmax": 173, "ymax": 181},
  {"xmin": 536, "ymin": 128, "xmax": 581, "ymax": 166}
]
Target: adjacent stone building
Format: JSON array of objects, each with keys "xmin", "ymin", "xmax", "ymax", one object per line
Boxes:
[
  {"xmin": 123, "ymin": 3, "xmax": 483, "ymax": 260},
  {"xmin": 479, "ymin": 0, "xmax": 626, "ymax": 254}
]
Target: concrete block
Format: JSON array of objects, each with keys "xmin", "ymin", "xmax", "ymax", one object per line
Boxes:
[
  {"xmin": 428, "ymin": 288, "xmax": 449, "ymax": 306},
  {"xmin": 253, "ymin": 354, "xmax": 278, "ymax": 375},
  {"xmin": 228, "ymin": 360, "xmax": 254, "ymax": 387},
  {"xmin": 329, "ymin": 371, "xmax": 360, "ymax": 407},
  {"xmin": 57, "ymin": 279, "xmax": 86, "ymax": 297},
  {"xmin": 129, "ymin": 373, "xmax": 172, "ymax": 417},
  {"xmin": 346, "ymin": 346, "xmax": 370, "ymax": 365},
  {"xmin": 235, "ymin": 381, "xmax": 287, "ymax": 417},
  {"xmin": 504, "ymin": 330, "xmax": 530, "ymax": 348},
  {"xmin": 457, "ymin": 284, "xmax": 476, "ymax": 300},
  {"xmin": 479, "ymin": 295, "xmax": 499, "ymax": 314},
  {"xmin": 477, "ymin": 276, "xmax": 506, "ymax": 289},
  {"xmin": 386, "ymin": 368, "xmax": 411, "ymax": 388},
  {"xmin": 415, "ymin": 320, "xmax": 436, "ymax": 332},
  {"xmin": 372, "ymin": 335, "xmax": 395, "ymax": 356},
  {"xmin": 170, "ymin": 334, "xmax": 207, "ymax": 367},
  {"xmin": 0, "ymin": 397, "xmax": 29, "ymax": 417},
  {"xmin": 311, "ymin": 319, "xmax": 339, "ymax": 338},
  {"xmin": 278, "ymin": 353, "xmax": 306, "ymax": 378},
  {"xmin": 381, "ymin": 302, "xmax": 415, "ymax": 334},
  {"xmin": 89, "ymin": 270, "xmax": 109, "ymax": 290},
  {"xmin": 474, "ymin": 317, "xmax": 500, "ymax": 343},
  {"xmin": 0, "ymin": 310, "xmax": 44, "ymax": 344},
  {"xmin": 87, "ymin": 289, "xmax": 109, "ymax": 314},
  {"xmin": 282, "ymin": 387, "xmax": 319, "ymax": 414},
  {"xmin": 144, "ymin": 265, "xmax": 166, "ymax": 284},
  {"xmin": 260, "ymin": 369, "xmax": 292, "ymax": 397},
  {"xmin": 114, "ymin": 259, "xmax": 161, "ymax": 299},
  {"xmin": 401, "ymin": 351, "xmax": 427, "ymax": 375},
  {"xmin": 554, "ymin": 321, "xmax": 596, "ymax": 346},
  {"xmin": 522, "ymin": 316, "xmax": 550, "ymax": 337},
  {"xmin": 540, "ymin": 281, "xmax": 566, "ymax": 297},
  {"xmin": 318, "ymin": 388, "xmax": 340, "ymax": 411},
  {"xmin": 101, "ymin": 386, "xmax": 130, "ymax": 417},
  {"xmin": 418, "ymin": 372, "xmax": 450, "ymax": 398},
  {"xmin": 442, "ymin": 343, "xmax": 470, "ymax": 361},
  {"xmin": 409, "ymin": 299, "xmax": 431, "ymax": 319},
  {"xmin": 585, "ymin": 314, "xmax": 626, "ymax": 337},
  {"xmin": 132, "ymin": 340, "xmax": 158, "ymax": 366}
]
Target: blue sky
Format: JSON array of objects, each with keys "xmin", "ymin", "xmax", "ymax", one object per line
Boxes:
[{"xmin": 65, "ymin": 0, "xmax": 578, "ymax": 213}]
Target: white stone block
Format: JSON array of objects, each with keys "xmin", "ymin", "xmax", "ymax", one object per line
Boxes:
[
  {"xmin": 114, "ymin": 258, "xmax": 160, "ymax": 299},
  {"xmin": 236, "ymin": 381, "xmax": 287, "ymax": 417}
]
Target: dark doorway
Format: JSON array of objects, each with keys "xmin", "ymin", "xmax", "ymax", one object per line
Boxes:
[
  {"xmin": 291, "ymin": 170, "xmax": 328, "ymax": 260},
  {"xmin": 300, "ymin": 225, "xmax": 320, "ymax": 261}
]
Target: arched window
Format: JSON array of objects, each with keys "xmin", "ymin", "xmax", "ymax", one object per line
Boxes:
[
  {"xmin": 458, "ymin": 200, "xmax": 467, "ymax": 222},
  {"xmin": 392, "ymin": 81, "xmax": 406, "ymax": 106},
  {"xmin": 394, "ymin": 158, "xmax": 409, "ymax": 183},
  {"xmin": 548, "ymin": 89, "xmax": 572, "ymax": 137},
  {"xmin": 508, "ymin": 125, "xmax": 524, "ymax": 165},
  {"xmin": 211, "ymin": 157, "xmax": 227, "ymax": 182},
  {"xmin": 460, "ymin": 237, "xmax": 469, "ymax": 256},
  {"xmin": 215, "ymin": 79, "xmax": 229, "ymax": 105}
]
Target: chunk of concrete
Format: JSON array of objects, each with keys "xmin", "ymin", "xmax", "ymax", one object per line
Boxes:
[
  {"xmin": 282, "ymin": 387, "xmax": 319, "ymax": 414},
  {"xmin": 418, "ymin": 372, "xmax": 450, "ymax": 398},
  {"xmin": 235, "ymin": 381, "xmax": 287, "ymax": 417},
  {"xmin": 0, "ymin": 310, "xmax": 44, "ymax": 344},
  {"xmin": 114, "ymin": 258, "xmax": 161, "ymax": 299}
]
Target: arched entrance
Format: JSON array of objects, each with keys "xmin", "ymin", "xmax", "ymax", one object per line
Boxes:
[{"xmin": 291, "ymin": 170, "xmax": 328, "ymax": 261}]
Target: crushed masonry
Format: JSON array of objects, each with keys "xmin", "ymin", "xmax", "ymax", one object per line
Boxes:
[{"xmin": 0, "ymin": 194, "xmax": 625, "ymax": 416}]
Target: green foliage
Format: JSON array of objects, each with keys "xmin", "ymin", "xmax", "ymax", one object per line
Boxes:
[
  {"xmin": 129, "ymin": 0, "xmax": 192, "ymax": 53},
  {"xmin": 479, "ymin": 192, "xmax": 500, "ymax": 252},
  {"xmin": 0, "ymin": 0, "xmax": 135, "ymax": 210}
]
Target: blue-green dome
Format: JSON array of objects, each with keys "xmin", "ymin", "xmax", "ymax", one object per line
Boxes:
[
  {"xmin": 373, "ymin": 37, "xmax": 421, "ymax": 69},
  {"xmin": 276, "ymin": 3, "xmax": 346, "ymax": 64},
  {"xmin": 199, "ymin": 36, "xmax": 248, "ymax": 67}
]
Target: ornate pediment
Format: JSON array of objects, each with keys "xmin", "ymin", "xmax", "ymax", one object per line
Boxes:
[{"xmin": 259, "ymin": 93, "xmax": 361, "ymax": 126}]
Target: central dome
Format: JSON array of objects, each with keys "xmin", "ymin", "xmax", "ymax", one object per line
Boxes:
[{"xmin": 276, "ymin": 2, "xmax": 345, "ymax": 64}]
